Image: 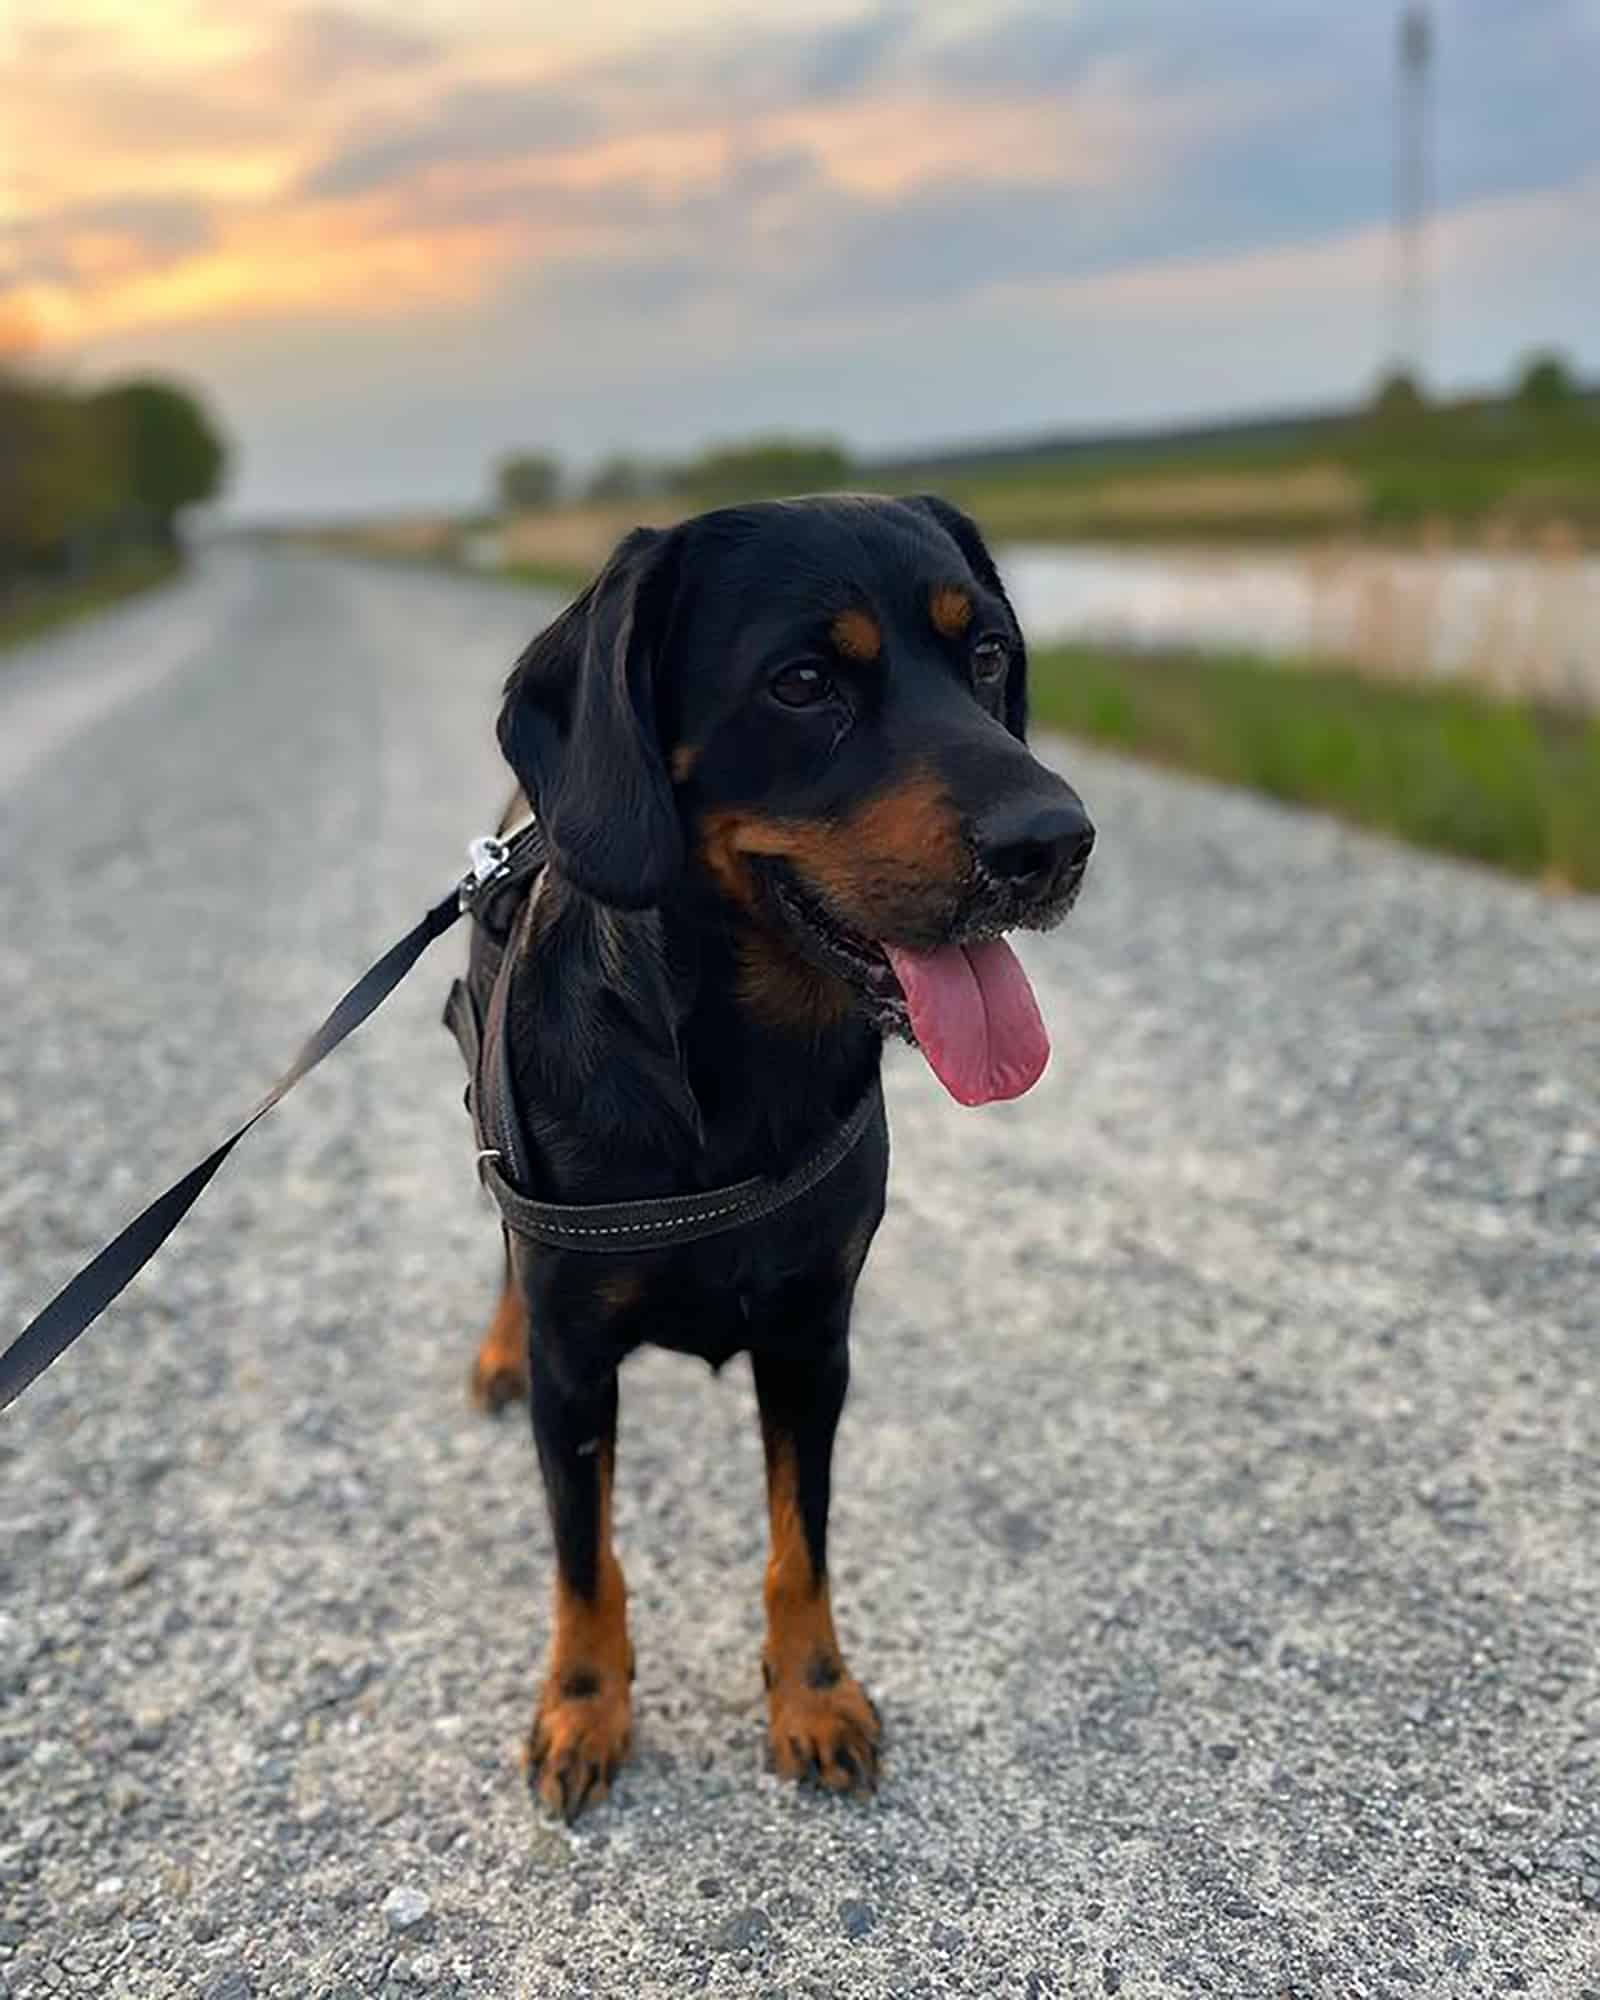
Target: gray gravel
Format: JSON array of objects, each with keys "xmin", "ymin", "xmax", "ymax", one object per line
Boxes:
[{"xmin": 2, "ymin": 550, "xmax": 1598, "ymax": 1999}]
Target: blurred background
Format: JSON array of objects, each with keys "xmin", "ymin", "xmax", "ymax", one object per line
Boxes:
[{"xmin": 4, "ymin": 0, "xmax": 1599, "ymax": 885}]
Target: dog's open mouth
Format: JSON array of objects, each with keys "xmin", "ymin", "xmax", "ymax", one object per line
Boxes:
[{"xmin": 763, "ymin": 867, "xmax": 1051, "ymax": 1107}]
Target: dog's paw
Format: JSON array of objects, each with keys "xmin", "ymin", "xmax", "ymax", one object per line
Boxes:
[
  {"xmin": 469, "ymin": 1284, "xmax": 529, "ymax": 1415},
  {"xmin": 468, "ymin": 1349, "xmax": 527, "ymax": 1414},
  {"xmin": 523, "ymin": 1673, "xmax": 633, "ymax": 1821},
  {"xmin": 765, "ymin": 1656, "xmax": 881, "ymax": 1794}
]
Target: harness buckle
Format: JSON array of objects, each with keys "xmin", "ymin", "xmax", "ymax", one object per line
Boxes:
[{"xmin": 459, "ymin": 834, "xmax": 512, "ymax": 912}]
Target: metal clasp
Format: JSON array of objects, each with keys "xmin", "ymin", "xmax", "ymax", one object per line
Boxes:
[{"xmin": 459, "ymin": 834, "xmax": 511, "ymax": 912}]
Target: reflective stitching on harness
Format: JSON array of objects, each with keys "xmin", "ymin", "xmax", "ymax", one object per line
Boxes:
[{"xmin": 538, "ymin": 1201, "xmax": 751, "ymax": 1237}]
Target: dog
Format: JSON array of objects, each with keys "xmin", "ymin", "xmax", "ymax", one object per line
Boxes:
[{"xmin": 455, "ymin": 494, "xmax": 1093, "ymax": 1818}]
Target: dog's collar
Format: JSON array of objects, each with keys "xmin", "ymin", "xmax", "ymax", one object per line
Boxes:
[{"xmin": 444, "ymin": 817, "xmax": 886, "ymax": 1254}]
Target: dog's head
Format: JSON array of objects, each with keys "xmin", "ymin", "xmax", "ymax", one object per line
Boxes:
[{"xmin": 498, "ymin": 495, "xmax": 1093, "ymax": 1103}]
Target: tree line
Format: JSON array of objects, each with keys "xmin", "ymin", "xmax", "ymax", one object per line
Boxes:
[
  {"xmin": 495, "ymin": 435, "xmax": 854, "ymax": 515},
  {"xmin": 0, "ymin": 360, "xmax": 228, "ymax": 594}
]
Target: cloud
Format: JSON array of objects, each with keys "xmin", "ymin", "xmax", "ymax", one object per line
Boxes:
[
  {"xmin": 792, "ymin": 3, "xmax": 919, "ymax": 99},
  {"xmin": 298, "ymin": 82, "xmax": 604, "ymax": 199},
  {"xmin": 2, "ymin": 196, "xmax": 216, "ymax": 292},
  {"xmin": 263, "ymin": 6, "xmax": 439, "ymax": 90}
]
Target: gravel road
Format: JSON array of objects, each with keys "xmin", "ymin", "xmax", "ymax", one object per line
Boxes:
[{"xmin": 2, "ymin": 551, "xmax": 1598, "ymax": 2000}]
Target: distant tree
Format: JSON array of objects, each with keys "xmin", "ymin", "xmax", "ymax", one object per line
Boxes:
[
  {"xmin": 0, "ymin": 371, "xmax": 125, "ymax": 581},
  {"xmin": 676, "ymin": 435, "xmax": 854, "ymax": 504},
  {"xmin": 1370, "ymin": 369, "xmax": 1429, "ymax": 433},
  {"xmin": 585, "ymin": 453, "xmax": 650, "ymax": 504},
  {"xmin": 91, "ymin": 377, "xmax": 227, "ymax": 547},
  {"xmin": 1514, "ymin": 349, "xmax": 1579, "ymax": 417},
  {"xmin": 496, "ymin": 451, "xmax": 563, "ymax": 513}
]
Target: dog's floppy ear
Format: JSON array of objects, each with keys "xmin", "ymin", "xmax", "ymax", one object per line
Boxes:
[
  {"xmin": 498, "ymin": 525, "xmax": 684, "ymax": 909},
  {"xmin": 907, "ymin": 494, "xmax": 1028, "ymax": 741}
]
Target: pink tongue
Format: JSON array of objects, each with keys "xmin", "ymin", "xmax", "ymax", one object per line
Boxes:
[{"xmin": 883, "ymin": 937, "xmax": 1050, "ymax": 1106}]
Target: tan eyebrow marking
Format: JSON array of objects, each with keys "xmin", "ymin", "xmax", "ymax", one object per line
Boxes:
[
  {"xmin": 829, "ymin": 608, "xmax": 882, "ymax": 663},
  {"xmin": 930, "ymin": 586, "xmax": 974, "ymax": 638},
  {"xmin": 670, "ymin": 744, "xmax": 700, "ymax": 781}
]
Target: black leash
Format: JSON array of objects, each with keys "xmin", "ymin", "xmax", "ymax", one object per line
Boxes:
[
  {"xmin": 0, "ymin": 832, "xmax": 526, "ymax": 1415},
  {"xmin": 2, "ymin": 813, "xmax": 885, "ymax": 1412}
]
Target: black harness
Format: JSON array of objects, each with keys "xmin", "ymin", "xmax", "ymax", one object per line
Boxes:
[
  {"xmin": 443, "ymin": 820, "xmax": 884, "ymax": 1255},
  {"xmin": 2, "ymin": 818, "xmax": 882, "ymax": 1410}
]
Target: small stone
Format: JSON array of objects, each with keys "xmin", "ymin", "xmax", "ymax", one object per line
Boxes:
[
  {"xmin": 715, "ymin": 1908, "xmax": 771, "ymax": 1952},
  {"xmin": 838, "ymin": 1900, "xmax": 875, "ymax": 1940},
  {"xmin": 410, "ymin": 1952, "xmax": 439, "ymax": 1986},
  {"xmin": 930, "ymin": 1921, "xmax": 964, "ymax": 1952},
  {"xmin": 190, "ymin": 1913, "xmax": 222, "ymax": 1943},
  {"xmin": 696, "ymin": 1877, "xmax": 724, "ymax": 1899},
  {"xmin": 1508, "ymin": 1853, "xmax": 1534, "ymax": 1879},
  {"xmin": 1208, "ymin": 1742, "xmax": 1239, "ymax": 1764},
  {"xmin": 202, "ymin": 1970, "xmax": 252, "ymax": 2000},
  {"xmin": 382, "ymin": 1887, "xmax": 433, "ymax": 1935},
  {"xmin": 0, "ymin": 1923, "xmax": 22, "ymax": 1947},
  {"xmin": 130, "ymin": 1712, "xmax": 166, "ymax": 1751},
  {"xmin": 1221, "ymin": 1897, "xmax": 1259, "ymax": 1919}
]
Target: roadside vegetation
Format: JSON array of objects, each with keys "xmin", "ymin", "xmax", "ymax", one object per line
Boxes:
[
  {"xmin": 0, "ymin": 551, "xmax": 181, "ymax": 651},
  {"xmin": 1030, "ymin": 641, "xmax": 1600, "ymax": 892},
  {"xmin": 0, "ymin": 340, "xmax": 225, "ymax": 651}
]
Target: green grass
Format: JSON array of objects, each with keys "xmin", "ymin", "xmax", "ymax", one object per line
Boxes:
[
  {"xmin": 1030, "ymin": 642, "xmax": 1600, "ymax": 891},
  {"xmin": 500, "ymin": 559, "xmax": 589, "ymax": 597},
  {"xmin": 0, "ymin": 552, "xmax": 181, "ymax": 653}
]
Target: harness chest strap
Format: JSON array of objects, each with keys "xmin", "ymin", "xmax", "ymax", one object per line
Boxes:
[
  {"xmin": 472, "ymin": 1078, "xmax": 884, "ymax": 1254},
  {"xmin": 445, "ymin": 862, "xmax": 886, "ymax": 1254}
]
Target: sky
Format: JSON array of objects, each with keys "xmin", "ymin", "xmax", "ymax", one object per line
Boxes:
[{"xmin": 4, "ymin": 0, "xmax": 1598, "ymax": 516}]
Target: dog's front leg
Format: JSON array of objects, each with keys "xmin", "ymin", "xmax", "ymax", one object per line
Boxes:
[
  {"xmin": 523, "ymin": 1337, "xmax": 633, "ymax": 1819},
  {"xmin": 752, "ymin": 1332, "xmax": 882, "ymax": 1792}
]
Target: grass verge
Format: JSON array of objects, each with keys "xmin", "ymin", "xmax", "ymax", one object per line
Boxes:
[
  {"xmin": 0, "ymin": 553, "xmax": 181, "ymax": 654},
  {"xmin": 1031, "ymin": 642, "xmax": 1600, "ymax": 892},
  {"xmin": 499, "ymin": 558, "xmax": 589, "ymax": 597}
]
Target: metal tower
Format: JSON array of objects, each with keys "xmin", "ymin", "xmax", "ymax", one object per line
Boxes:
[{"xmin": 1391, "ymin": 3, "xmax": 1433, "ymax": 386}]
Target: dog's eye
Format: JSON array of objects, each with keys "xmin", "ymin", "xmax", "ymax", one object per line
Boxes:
[
  {"xmin": 972, "ymin": 637, "xmax": 1010, "ymax": 687},
  {"xmin": 770, "ymin": 663, "xmax": 835, "ymax": 709}
]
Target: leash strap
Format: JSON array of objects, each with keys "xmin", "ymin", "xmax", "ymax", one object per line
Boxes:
[{"xmin": 0, "ymin": 828, "xmax": 536, "ymax": 1414}]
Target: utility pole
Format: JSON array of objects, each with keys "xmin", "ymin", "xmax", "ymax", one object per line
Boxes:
[{"xmin": 1391, "ymin": 3, "xmax": 1433, "ymax": 388}]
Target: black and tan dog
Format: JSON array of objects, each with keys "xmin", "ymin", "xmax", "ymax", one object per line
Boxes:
[{"xmin": 458, "ymin": 494, "xmax": 1093, "ymax": 1818}]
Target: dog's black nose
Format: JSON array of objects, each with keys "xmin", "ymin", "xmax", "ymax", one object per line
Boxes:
[{"xmin": 975, "ymin": 796, "xmax": 1095, "ymax": 889}]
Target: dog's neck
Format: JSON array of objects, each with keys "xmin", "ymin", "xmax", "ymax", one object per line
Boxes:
[{"xmin": 503, "ymin": 871, "xmax": 881, "ymax": 1205}]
